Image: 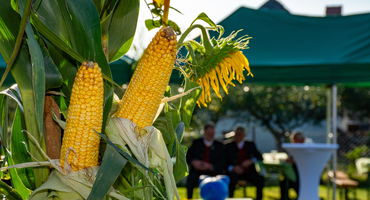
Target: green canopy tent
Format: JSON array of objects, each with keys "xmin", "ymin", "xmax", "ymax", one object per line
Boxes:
[
  {"xmin": 211, "ymin": 7, "xmax": 370, "ymax": 85},
  {"xmin": 0, "ymin": 56, "xmax": 15, "ymax": 86},
  {"xmin": 109, "ymin": 56, "xmax": 184, "ymax": 86},
  {"xmin": 109, "ymin": 56, "xmax": 135, "ymax": 85},
  {"xmin": 209, "ymin": 6, "xmax": 370, "ymax": 199},
  {"xmin": 0, "ymin": 55, "xmax": 137, "ymax": 87}
]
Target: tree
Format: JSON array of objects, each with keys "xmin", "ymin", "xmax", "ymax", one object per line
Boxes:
[
  {"xmin": 192, "ymin": 84, "xmax": 327, "ymax": 149},
  {"xmin": 339, "ymin": 87, "xmax": 370, "ymax": 121}
]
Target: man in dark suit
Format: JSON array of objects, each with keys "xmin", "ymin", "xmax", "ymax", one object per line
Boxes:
[
  {"xmin": 225, "ymin": 127, "xmax": 264, "ymax": 200},
  {"xmin": 186, "ymin": 124, "xmax": 225, "ymax": 199}
]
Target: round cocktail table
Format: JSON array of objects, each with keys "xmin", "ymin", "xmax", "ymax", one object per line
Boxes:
[{"xmin": 282, "ymin": 143, "xmax": 339, "ymax": 200}]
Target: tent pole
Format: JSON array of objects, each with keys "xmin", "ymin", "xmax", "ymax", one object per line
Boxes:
[
  {"xmin": 326, "ymin": 87, "xmax": 332, "ymax": 199},
  {"xmin": 332, "ymin": 84, "xmax": 338, "ymax": 200}
]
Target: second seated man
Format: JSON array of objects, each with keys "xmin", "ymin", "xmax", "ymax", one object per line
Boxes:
[{"xmin": 225, "ymin": 126, "xmax": 265, "ymax": 200}]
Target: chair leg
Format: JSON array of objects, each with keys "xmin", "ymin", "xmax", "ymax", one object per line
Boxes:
[
  {"xmin": 344, "ymin": 188, "xmax": 349, "ymax": 200},
  {"xmin": 243, "ymin": 186, "xmax": 247, "ymax": 198}
]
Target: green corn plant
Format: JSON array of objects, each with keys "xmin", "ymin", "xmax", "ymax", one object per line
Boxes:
[{"xmin": 0, "ymin": 0, "xmax": 251, "ymax": 199}]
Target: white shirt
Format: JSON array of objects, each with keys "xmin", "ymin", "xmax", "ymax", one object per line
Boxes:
[
  {"xmin": 238, "ymin": 140, "xmax": 245, "ymax": 149},
  {"xmin": 228, "ymin": 140, "xmax": 256, "ymax": 172},
  {"xmin": 203, "ymin": 139, "xmax": 214, "ymax": 147}
]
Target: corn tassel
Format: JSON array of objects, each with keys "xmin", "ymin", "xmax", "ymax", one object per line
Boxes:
[
  {"xmin": 115, "ymin": 26, "xmax": 177, "ymax": 129},
  {"xmin": 60, "ymin": 61, "xmax": 104, "ymax": 172}
]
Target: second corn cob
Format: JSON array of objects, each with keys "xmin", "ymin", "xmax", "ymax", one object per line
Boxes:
[
  {"xmin": 115, "ymin": 26, "xmax": 177, "ymax": 129},
  {"xmin": 60, "ymin": 61, "xmax": 104, "ymax": 172}
]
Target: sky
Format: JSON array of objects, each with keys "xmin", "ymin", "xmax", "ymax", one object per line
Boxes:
[{"xmin": 125, "ymin": 0, "xmax": 370, "ymax": 59}]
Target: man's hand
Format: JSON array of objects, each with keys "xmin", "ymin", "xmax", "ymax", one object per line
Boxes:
[
  {"xmin": 192, "ymin": 160, "xmax": 212, "ymax": 171},
  {"xmin": 202, "ymin": 162, "xmax": 214, "ymax": 171},
  {"xmin": 241, "ymin": 159, "xmax": 254, "ymax": 169},
  {"xmin": 232, "ymin": 165, "xmax": 244, "ymax": 175},
  {"xmin": 192, "ymin": 159, "xmax": 204, "ymax": 170}
]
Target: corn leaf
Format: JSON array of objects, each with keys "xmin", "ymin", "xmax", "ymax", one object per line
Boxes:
[
  {"xmin": 168, "ymin": 20, "xmax": 181, "ymax": 35},
  {"xmin": 19, "ymin": 0, "xmax": 45, "ymax": 141},
  {"xmin": 42, "ymin": 39, "xmax": 77, "ymax": 101},
  {"xmin": 87, "ymin": 145, "xmax": 127, "ymax": 200},
  {"xmin": 0, "ymin": 0, "xmax": 49, "ymax": 187},
  {"xmin": 164, "ymin": 101, "xmax": 180, "ymax": 157},
  {"xmin": 0, "ymin": 84, "xmax": 22, "ymax": 110},
  {"xmin": 0, "ymin": 0, "xmax": 32, "ymax": 88},
  {"xmin": 175, "ymin": 122, "xmax": 185, "ymax": 143},
  {"xmin": 0, "ymin": 96, "xmax": 9, "ymax": 148},
  {"xmin": 37, "ymin": 36, "xmax": 63, "ymax": 90},
  {"xmin": 174, "ymin": 122, "xmax": 188, "ymax": 183},
  {"xmin": 162, "ymin": 87, "xmax": 181, "ymax": 157},
  {"xmin": 145, "ymin": 19, "xmax": 161, "ymax": 31},
  {"xmin": 108, "ymin": 0, "xmax": 140, "ymax": 62},
  {"xmin": 113, "ymin": 174, "xmax": 143, "ymax": 200},
  {"xmin": 151, "ymin": 93, "xmax": 189, "ymax": 183},
  {"xmin": 92, "ymin": 0, "xmax": 106, "ymax": 15},
  {"xmin": 30, "ymin": 11, "xmax": 85, "ymax": 63},
  {"xmin": 189, "ymin": 12, "xmax": 217, "ymax": 29},
  {"xmin": 99, "ymin": 0, "xmax": 119, "ymax": 20},
  {"xmin": 0, "ymin": 180, "xmax": 23, "ymax": 200},
  {"xmin": 178, "ymin": 68, "xmax": 202, "ymax": 128},
  {"xmin": 174, "ymin": 143, "xmax": 188, "ymax": 182},
  {"xmin": 65, "ymin": 0, "xmax": 100, "ymax": 60},
  {"xmin": 30, "ymin": 3, "xmax": 80, "ymax": 99},
  {"xmin": 10, "ymin": 107, "xmax": 35, "ymax": 190},
  {"xmin": 6, "ymin": 151, "xmax": 31, "ymax": 199},
  {"xmin": 32, "ymin": 0, "xmax": 72, "ymax": 46},
  {"xmin": 152, "ymin": 116, "xmax": 170, "ymax": 145},
  {"xmin": 152, "ymin": 177, "xmax": 166, "ymax": 199},
  {"xmin": 96, "ymin": 131, "xmax": 156, "ymax": 174}
]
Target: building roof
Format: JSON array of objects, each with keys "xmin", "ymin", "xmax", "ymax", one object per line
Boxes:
[{"xmin": 259, "ymin": 0, "xmax": 289, "ymax": 13}]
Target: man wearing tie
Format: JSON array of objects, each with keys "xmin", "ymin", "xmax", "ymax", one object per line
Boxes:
[
  {"xmin": 186, "ymin": 124, "xmax": 225, "ymax": 200},
  {"xmin": 225, "ymin": 127, "xmax": 264, "ymax": 200}
]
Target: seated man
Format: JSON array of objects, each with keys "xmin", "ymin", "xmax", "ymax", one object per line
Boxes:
[
  {"xmin": 186, "ymin": 124, "xmax": 225, "ymax": 200},
  {"xmin": 280, "ymin": 131, "xmax": 305, "ymax": 200},
  {"xmin": 225, "ymin": 127, "xmax": 264, "ymax": 200}
]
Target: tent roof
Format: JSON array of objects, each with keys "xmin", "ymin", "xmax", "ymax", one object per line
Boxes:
[
  {"xmin": 259, "ymin": 0, "xmax": 289, "ymax": 13},
  {"xmin": 212, "ymin": 7, "xmax": 370, "ymax": 86},
  {"xmin": 0, "ymin": 55, "xmax": 137, "ymax": 87},
  {"xmin": 2, "ymin": 9, "xmax": 370, "ymax": 87},
  {"xmin": 0, "ymin": 55, "xmax": 15, "ymax": 86}
]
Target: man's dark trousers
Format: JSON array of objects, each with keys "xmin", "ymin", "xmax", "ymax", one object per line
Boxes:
[{"xmin": 228, "ymin": 169, "xmax": 264, "ymax": 200}]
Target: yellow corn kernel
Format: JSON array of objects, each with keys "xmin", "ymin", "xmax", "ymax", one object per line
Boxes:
[
  {"xmin": 60, "ymin": 61, "xmax": 104, "ymax": 172},
  {"xmin": 115, "ymin": 27, "xmax": 177, "ymax": 129}
]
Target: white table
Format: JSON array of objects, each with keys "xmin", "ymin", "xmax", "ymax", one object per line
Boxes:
[{"xmin": 282, "ymin": 143, "xmax": 339, "ymax": 200}]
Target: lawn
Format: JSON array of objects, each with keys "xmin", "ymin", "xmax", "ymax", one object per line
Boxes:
[{"xmin": 178, "ymin": 185, "xmax": 369, "ymax": 200}]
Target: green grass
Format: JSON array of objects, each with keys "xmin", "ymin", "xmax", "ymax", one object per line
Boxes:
[{"xmin": 178, "ymin": 185, "xmax": 370, "ymax": 200}]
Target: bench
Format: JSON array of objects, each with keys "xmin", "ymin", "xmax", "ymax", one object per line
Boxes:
[{"xmin": 328, "ymin": 170, "xmax": 358, "ymax": 200}]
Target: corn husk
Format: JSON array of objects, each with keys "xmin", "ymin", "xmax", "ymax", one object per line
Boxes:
[
  {"xmin": 106, "ymin": 118, "xmax": 153, "ymax": 166},
  {"xmin": 0, "ymin": 132, "xmax": 129, "ymax": 200},
  {"xmin": 29, "ymin": 164, "xmax": 128, "ymax": 200},
  {"xmin": 106, "ymin": 117, "xmax": 180, "ymax": 200}
]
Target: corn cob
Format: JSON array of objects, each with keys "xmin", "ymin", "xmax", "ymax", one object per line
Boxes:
[
  {"xmin": 115, "ymin": 26, "xmax": 177, "ymax": 129},
  {"xmin": 60, "ymin": 61, "xmax": 104, "ymax": 172}
]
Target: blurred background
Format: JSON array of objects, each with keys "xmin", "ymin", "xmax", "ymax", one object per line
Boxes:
[
  {"xmin": 2, "ymin": 0, "xmax": 370, "ymax": 199},
  {"xmin": 124, "ymin": 0, "xmax": 370, "ymax": 176}
]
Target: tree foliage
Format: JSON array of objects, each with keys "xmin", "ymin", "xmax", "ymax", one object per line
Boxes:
[
  {"xmin": 192, "ymin": 84, "xmax": 327, "ymax": 148},
  {"xmin": 339, "ymin": 87, "xmax": 370, "ymax": 121}
]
